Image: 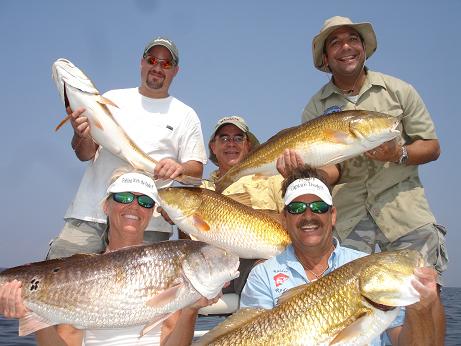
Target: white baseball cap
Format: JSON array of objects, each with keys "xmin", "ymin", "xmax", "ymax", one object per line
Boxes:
[
  {"xmin": 107, "ymin": 172, "xmax": 159, "ymax": 204},
  {"xmin": 284, "ymin": 178, "xmax": 332, "ymax": 206}
]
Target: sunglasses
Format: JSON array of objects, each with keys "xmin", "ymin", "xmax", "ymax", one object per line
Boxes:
[
  {"xmin": 216, "ymin": 134, "xmax": 246, "ymax": 144},
  {"xmin": 112, "ymin": 192, "xmax": 155, "ymax": 209},
  {"xmin": 144, "ymin": 55, "xmax": 175, "ymax": 69},
  {"xmin": 286, "ymin": 201, "xmax": 330, "ymax": 214}
]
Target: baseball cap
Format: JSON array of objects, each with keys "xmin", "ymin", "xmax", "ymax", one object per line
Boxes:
[
  {"xmin": 143, "ymin": 36, "xmax": 179, "ymax": 64},
  {"xmin": 284, "ymin": 178, "xmax": 333, "ymax": 206}
]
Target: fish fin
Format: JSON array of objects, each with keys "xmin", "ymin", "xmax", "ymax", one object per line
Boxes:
[
  {"xmin": 54, "ymin": 114, "xmax": 71, "ymax": 131},
  {"xmin": 258, "ymin": 209, "xmax": 283, "ymax": 224},
  {"xmin": 140, "ymin": 313, "xmax": 172, "ymax": 337},
  {"xmin": 196, "ymin": 308, "xmax": 266, "ymax": 346},
  {"xmin": 226, "ymin": 192, "xmax": 252, "ymax": 207},
  {"xmin": 192, "ymin": 213, "xmax": 211, "ymax": 232},
  {"xmin": 175, "ymin": 175, "xmax": 203, "ymax": 186},
  {"xmin": 252, "ymin": 174, "xmax": 269, "ymax": 180},
  {"xmin": 96, "ymin": 95, "xmax": 119, "ymax": 108},
  {"xmin": 19, "ymin": 312, "xmax": 56, "ymax": 336},
  {"xmin": 146, "ymin": 282, "xmax": 183, "ymax": 308},
  {"xmin": 92, "ymin": 118, "xmax": 104, "ymax": 130},
  {"xmin": 323, "ymin": 129, "xmax": 353, "ymax": 144},
  {"xmin": 276, "ymin": 285, "xmax": 307, "ymax": 305}
]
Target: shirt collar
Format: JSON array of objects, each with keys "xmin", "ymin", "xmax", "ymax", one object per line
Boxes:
[{"xmin": 319, "ymin": 69, "xmax": 387, "ymax": 101}]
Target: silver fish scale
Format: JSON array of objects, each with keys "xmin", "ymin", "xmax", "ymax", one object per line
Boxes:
[{"xmin": 1, "ymin": 240, "xmax": 230, "ymax": 329}]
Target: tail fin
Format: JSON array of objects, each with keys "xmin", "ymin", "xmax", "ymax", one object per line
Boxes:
[{"xmin": 54, "ymin": 114, "xmax": 71, "ymax": 131}]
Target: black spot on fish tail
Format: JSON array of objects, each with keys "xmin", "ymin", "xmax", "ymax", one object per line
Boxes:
[{"xmin": 29, "ymin": 278, "xmax": 40, "ymax": 292}]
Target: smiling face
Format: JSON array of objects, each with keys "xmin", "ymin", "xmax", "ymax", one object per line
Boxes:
[
  {"xmin": 139, "ymin": 45, "xmax": 178, "ymax": 98},
  {"xmin": 210, "ymin": 124, "xmax": 251, "ymax": 174},
  {"xmin": 323, "ymin": 26, "xmax": 366, "ymax": 79},
  {"xmin": 103, "ymin": 192, "xmax": 154, "ymax": 247},
  {"xmin": 282, "ymin": 193, "xmax": 336, "ymax": 255}
]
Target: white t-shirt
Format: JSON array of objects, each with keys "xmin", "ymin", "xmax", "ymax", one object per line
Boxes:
[
  {"xmin": 83, "ymin": 324, "xmax": 161, "ymax": 346},
  {"xmin": 64, "ymin": 88, "xmax": 207, "ymax": 233}
]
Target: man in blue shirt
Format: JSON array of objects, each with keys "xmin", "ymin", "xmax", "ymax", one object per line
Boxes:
[{"xmin": 240, "ymin": 165, "xmax": 443, "ymax": 345}]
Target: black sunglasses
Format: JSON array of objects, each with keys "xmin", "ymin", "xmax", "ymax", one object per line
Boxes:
[
  {"xmin": 286, "ymin": 200, "xmax": 330, "ymax": 214},
  {"xmin": 112, "ymin": 192, "xmax": 155, "ymax": 209}
]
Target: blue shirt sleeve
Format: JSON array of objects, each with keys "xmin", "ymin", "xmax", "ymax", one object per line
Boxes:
[{"xmin": 240, "ymin": 265, "xmax": 274, "ymax": 309}]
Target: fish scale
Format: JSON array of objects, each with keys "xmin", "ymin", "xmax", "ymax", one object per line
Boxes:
[
  {"xmin": 196, "ymin": 250, "xmax": 422, "ymax": 345},
  {"xmin": 0, "ymin": 240, "xmax": 239, "ymax": 335}
]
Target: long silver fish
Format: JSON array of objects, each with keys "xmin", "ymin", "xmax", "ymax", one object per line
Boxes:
[
  {"xmin": 51, "ymin": 58, "xmax": 200, "ymax": 185},
  {"xmin": 0, "ymin": 240, "xmax": 239, "ymax": 337},
  {"xmin": 196, "ymin": 250, "xmax": 423, "ymax": 345}
]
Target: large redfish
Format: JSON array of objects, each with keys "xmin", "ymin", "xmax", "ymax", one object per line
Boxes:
[
  {"xmin": 0, "ymin": 240, "xmax": 239, "ymax": 337},
  {"xmin": 215, "ymin": 110, "xmax": 401, "ymax": 193}
]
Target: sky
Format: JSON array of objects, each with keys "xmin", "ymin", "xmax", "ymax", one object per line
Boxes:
[{"xmin": 0, "ymin": 1, "xmax": 460, "ymax": 286}]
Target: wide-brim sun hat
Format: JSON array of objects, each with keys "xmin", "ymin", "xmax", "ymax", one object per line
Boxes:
[
  {"xmin": 312, "ymin": 16, "xmax": 377, "ymax": 72},
  {"xmin": 208, "ymin": 116, "xmax": 260, "ymax": 166}
]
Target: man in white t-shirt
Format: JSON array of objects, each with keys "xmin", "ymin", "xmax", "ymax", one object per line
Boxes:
[{"xmin": 47, "ymin": 36, "xmax": 207, "ymax": 260}]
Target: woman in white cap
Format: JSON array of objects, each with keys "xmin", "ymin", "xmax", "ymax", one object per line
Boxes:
[{"xmin": 0, "ymin": 168, "xmax": 219, "ymax": 346}]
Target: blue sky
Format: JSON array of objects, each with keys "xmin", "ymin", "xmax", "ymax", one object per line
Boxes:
[{"xmin": 1, "ymin": 1, "xmax": 460, "ymax": 286}]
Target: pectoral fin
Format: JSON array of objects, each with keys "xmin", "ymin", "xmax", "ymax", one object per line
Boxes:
[
  {"xmin": 19, "ymin": 312, "xmax": 55, "ymax": 336},
  {"xmin": 192, "ymin": 213, "xmax": 211, "ymax": 232},
  {"xmin": 140, "ymin": 313, "xmax": 171, "ymax": 337},
  {"xmin": 323, "ymin": 129, "xmax": 352, "ymax": 144},
  {"xmin": 96, "ymin": 96, "xmax": 119, "ymax": 108},
  {"xmin": 146, "ymin": 282, "xmax": 183, "ymax": 308}
]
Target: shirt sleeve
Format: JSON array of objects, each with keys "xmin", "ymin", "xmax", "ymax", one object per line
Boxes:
[
  {"xmin": 178, "ymin": 109, "xmax": 207, "ymax": 164},
  {"xmin": 399, "ymin": 83, "xmax": 438, "ymax": 140},
  {"xmin": 240, "ymin": 265, "xmax": 274, "ymax": 309}
]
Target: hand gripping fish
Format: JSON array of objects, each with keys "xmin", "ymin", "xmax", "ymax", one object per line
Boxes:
[
  {"xmin": 51, "ymin": 58, "xmax": 200, "ymax": 185},
  {"xmin": 0, "ymin": 240, "xmax": 239, "ymax": 337},
  {"xmin": 215, "ymin": 110, "xmax": 401, "ymax": 193},
  {"xmin": 196, "ymin": 250, "xmax": 423, "ymax": 346}
]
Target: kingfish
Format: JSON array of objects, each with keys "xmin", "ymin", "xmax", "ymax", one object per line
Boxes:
[
  {"xmin": 196, "ymin": 250, "xmax": 423, "ymax": 346},
  {"xmin": 215, "ymin": 110, "xmax": 401, "ymax": 193},
  {"xmin": 157, "ymin": 187, "xmax": 291, "ymax": 259},
  {"xmin": 0, "ymin": 240, "xmax": 239, "ymax": 337},
  {"xmin": 51, "ymin": 58, "xmax": 200, "ymax": 185}
]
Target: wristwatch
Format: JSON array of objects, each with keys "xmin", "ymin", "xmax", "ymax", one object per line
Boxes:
[{"xmin": 398, "ymin": 145, "xmax": 408, "ymax": 165}]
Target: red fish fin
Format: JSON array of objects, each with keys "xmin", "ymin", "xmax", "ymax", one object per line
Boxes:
[
  {"xmin": 323, "ymin": 129, "xmax": 351, "ymax": 144},
  {"xmin": 226, "ymin": 192, "xmax": 252, "ymax": 207},
  {"xmin": 54, "ymin": 114, "xmax": 71, "ymax": 132},
  {"xmin": 252, "ymin": 174, "xmax": 269, "ymax": 180},
  {"xmin": 19, "ymin": 312, "xmax": 55, "ymax": 336},
  {"xmin": 92, "ymin": 118, "xmax": 104, "ymax": 130},
  {"xmin": 97, "ymin": 96, "xmax": 119, "ymax": 108},
  {"xmin": 175, "ymin": 174, "xmax": 203, "ymax": 186},
  {"xmin": 329, "ymin": 312, "xmax": 371, "ymax": 344},
  {"xmin": 192, "ymin": 213, "xmax": 210, "ymax": 231},
  {"xmin": 139, "ymin": 313, "xmax": 171, "ymax": 337},
  {"xmin": 146, "ymin": 282, "xmax": 183, "ymax": 308}
]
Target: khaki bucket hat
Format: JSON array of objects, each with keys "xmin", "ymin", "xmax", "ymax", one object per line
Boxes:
[
  {"xmin": 208, "ymin": 116, "xmax": 260, "ymax": 166},
  {"xmin": 312, "ymin": 16, "xmax": 377, "ymax": 72}
]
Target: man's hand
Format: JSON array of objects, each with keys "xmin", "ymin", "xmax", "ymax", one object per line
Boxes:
[
  {"xmin": 365, "ymin": 139, "xmax": 401, "ymax": 163},
  {"xmin": 276, "ymin": 149, "xmax": 305, "ymax": 178},
  {"xmin": 154, "ymin": 158, "xmax": 185, "ymax": 180},
  {"xmin": 408, "ymin": 267, "xmax": 439, "ymax": 311},
  {"xmin": 68, "ymin": 107, "xmax": 91, "ymax": 139},
  {"xmin": 0, "ymin": 280, "xmax": 28, "ymax": 319}
]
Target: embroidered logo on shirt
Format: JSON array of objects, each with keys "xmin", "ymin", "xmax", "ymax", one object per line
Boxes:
[
  {"xmin": 324, "ymin": 105, "xmax": 342, "ymax": 115},
  {"xmin": 273, "ymin": 273, "xmax": 289, "ymax": 287}
]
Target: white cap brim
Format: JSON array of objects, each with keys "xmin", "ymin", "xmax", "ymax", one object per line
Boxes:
[{"xmin": 284, "ymin": 178, "xmax": 332, "ymax": 205}]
